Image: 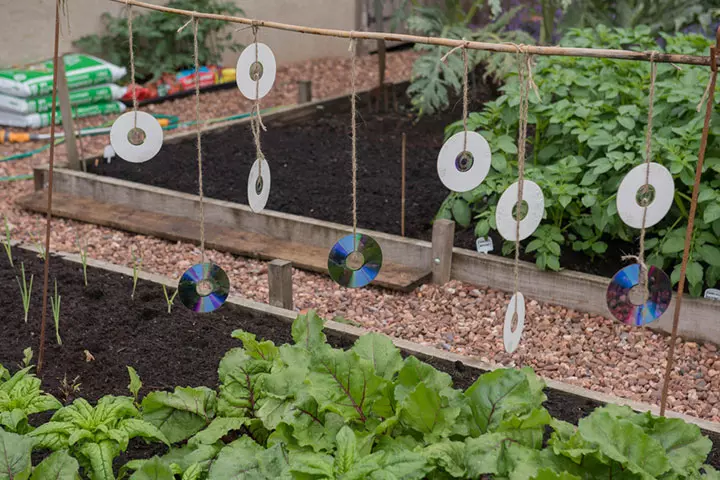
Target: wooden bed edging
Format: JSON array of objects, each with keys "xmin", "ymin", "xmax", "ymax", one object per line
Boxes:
[
  {"xmin": 18, "ymin": 241, "xmax": 720, "ymax": 439},
  {"xmin": 29, "ymin": 165, "xmax": 720, "ymax": 345}
]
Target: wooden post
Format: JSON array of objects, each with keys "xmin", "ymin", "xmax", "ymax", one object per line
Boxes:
[
  {"xmin": 400, "ymin": 132, "xmax": 406, "ymax": 237},
  {"xmin": 298, "ymin": 80, "xmax": 312, "ymax": 104},
  {"xmin": 33, "ymin": 170, "xmax": 46, "ymax": 191},
  {"xmin": 268, "ymin": 259, "xmax": 293, "ymax": 310},
  {"xmin": 431, "ymin": 219, "xmax": 455, "ymax": 284},
  {"xmin": 56, "ymin": 55, "xmax": 81, "ymax": 171}
]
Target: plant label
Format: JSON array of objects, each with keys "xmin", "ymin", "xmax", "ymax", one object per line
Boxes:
[
  {"xmin": 476, "ymin": 237, "xmax": 494, "ymax": 254},
  {"xmin": 704, "ymin": 288, "xmax": 720, "ymax": 301},
  {"xmin": 103, "ymin": 144, "xmax": 115, "ymax": 164}
]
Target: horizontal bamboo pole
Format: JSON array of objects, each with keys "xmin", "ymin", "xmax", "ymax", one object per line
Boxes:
[{"xmin": 112, "ymin": 0, "xmax": 717, "ymax": 67}]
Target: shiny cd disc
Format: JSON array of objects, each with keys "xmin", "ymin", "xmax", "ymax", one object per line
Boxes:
[
  {"xmin": 606, "ymin": 264, "xmax": 671, "ymax": 326},
  {"xmin": 236, "ymin": 42, "xmax": 277, "ymax": 100},
  {"xmin": 109, "ymin": 111, "xmax": 164, "ymax": 163},
  {"xmin": 503, "ymin": 292, "xmax": 525, "ymax": 353},
  {"xmin": 247, "ymin": 158, "xmax": 271, "ymax": 213},
  {"xmin": 436, "ymin": 131, "xmax": 492, "ymax": 192},
  {"xmin": 616, "ymin": 162, "xmax": 674, "ymax": 229},
  {"xmin": 328, "ymin": 233, "xmax": 382, "ymax": 288},
  {"xmin": 178, "ymin": 263, "xmax": 230, "ymax": 313},
  {"xmin": 496, "ymin": 180, "xmax": 545, "ymax": 241}
]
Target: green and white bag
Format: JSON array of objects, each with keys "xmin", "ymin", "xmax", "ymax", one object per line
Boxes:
[
  {"xmin": 0, "ymin": 101, "xmax": 126, "ymax": 128},
  {"xmin": 0, "ymin": 54, "xmax": 126, "ymax": 98},
  {"xmin": 0, "ymin": 84, "xmax": 127, "ymax": 114}
]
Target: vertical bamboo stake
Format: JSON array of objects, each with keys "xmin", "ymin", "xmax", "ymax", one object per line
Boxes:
[
  {"xmin": 401, "ymin": 132, "xmax": 406, "ymax": 237},
  {"xmin": 659, "ymin": 30, "xmax": 719, "ymax": 416},
  {"xmin": 38, "ymin": 0, "xmax": 63, "ymax": 374},
  {"xmin": 56, "ymin": 56, "xmax": 81, "ymax": 170}
]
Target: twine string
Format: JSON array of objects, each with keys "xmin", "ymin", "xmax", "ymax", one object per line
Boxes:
[
  {"xmin": 462, "ymin": 47, "xmax": 469, "ymax": 154},
  {"xmin": 125, "ymin": 0, "xmax": 138, "ymax": 129},
  {"xmin": 250, "ymin": 23, "xmax": 267, "ymax": 178},
  {"xmin": 349, "ymin": 33, "xmax": 358, "ymax": 250},
  {"xmin": 190, "ymin": 16, "xmax": 207, "ymax": 268}
]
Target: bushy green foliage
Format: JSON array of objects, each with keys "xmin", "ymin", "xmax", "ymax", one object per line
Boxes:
[
  {"xmin": 0, "ymin": 364, "xmax": 61, "ymax": 434},
  {"xmin": 438, "ymin": 26, "xmax": 720, "ymax": 295},
  {"xmin": 404, "ymin": 0, "xmax": 534, "ymax": 116},
  {"xmin": 73, "ymin": 0, "xmax": 244, "ymax": 82}
]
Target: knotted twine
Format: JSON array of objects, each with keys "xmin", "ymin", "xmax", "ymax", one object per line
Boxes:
[
  {"xmin": 125, "ymin": 0, "xmax": 139, "ymax": 129},
  {"xmin": 622, "ymin": 52, "xmax": 658, "ymax": 300},
  {"xmin": 251, "ymin": 23, "xmax": 267, "ymax": 176},
  {"xmin": 440, "ymin": 41, "xmax": 471, "ymax": 154}
]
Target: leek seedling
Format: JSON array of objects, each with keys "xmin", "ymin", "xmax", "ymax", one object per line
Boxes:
[
  {"xmin": 31, "ymin": 234, "xmax": 46, "ymax": 261},
  {"xmin": 16, "ymin": 262, "xmax": 33, "ymax": 323},
  {"xmin": 3, "ymin": 215, "xmax": 12, "ymax": 267},
  {"xmin": 77, "ymin": 236, "xmax": 89, "ymax": 286},
  {"xmin": 162, "ymin": 284, "xmax": 178, "ymax": 314},
  {"xmin": 51, "ymin": 279, "xmax": 62, "ymax": 345},
  {"xmin": 131, "ymin": 247, "xmax": 142, "ymax": 300}
]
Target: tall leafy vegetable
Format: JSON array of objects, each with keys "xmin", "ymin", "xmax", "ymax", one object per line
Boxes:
[
  {"xmin": 0, "ymin": 364, "xmax": 61, "ymax": 434},
  {"xmin": 439, "ymin": 26, "xmax": 720, "ymax": 295}
]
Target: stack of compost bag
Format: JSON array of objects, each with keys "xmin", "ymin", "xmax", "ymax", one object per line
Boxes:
[{"xmin": 0, "ymin": 54, "xmax": 128, "ymax": 128}]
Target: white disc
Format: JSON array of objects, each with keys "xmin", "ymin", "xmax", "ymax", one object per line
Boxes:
[
  {"xmin": 236, "ymin": 43, "xmax": 277, "ymax": 100},
  {"xmin": 247, "ymin": 158, "xmax": 271, "ymax": 213},
  {"xmin": 616, "ymin": 162, "xmax": 674, "ymax": 229},
  {"xmin": 109, "ymin": 111, "xmax": 163, "ymax": 163},
  {"xmin": 503, "ymin": 292, "xmax": 525, "ymax": 354},
  {"xmin": 436, "ymin": 131, "xmax": 491, "ymax": 192},
  {"xmin": 496, "ymin": 180, "xmax": 544, "ymax": 241}
]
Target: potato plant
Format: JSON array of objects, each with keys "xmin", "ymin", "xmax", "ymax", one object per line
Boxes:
[{"xmin": 438, "ymin": 26, "xmax": 720, "ymax": 296}]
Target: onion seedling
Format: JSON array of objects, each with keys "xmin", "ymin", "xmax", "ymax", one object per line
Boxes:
[
  {"xmin": 131, "ymin": 246, "xmax": 142, "ymax": 300},
  {"xmin": 76, "ymin": 235, "xmax": 89, "ymax": 286},
  {"xmin": 3, "ymin": 215, "xmax": 12, "ymax": 267},
  {"xmin": 162, "ymin": 284, "xmax": 178, "ymax": 314},
  {"xmin": 31, "ymin": 233, "xmax": 46, "ymax": 261},
  {"xmin": 51, "ymin": 279, "xmax": 62, "ymax": 345},
  {"xmin": 16, "ymin": 262, "xmax": 33, "ymax": 323}
]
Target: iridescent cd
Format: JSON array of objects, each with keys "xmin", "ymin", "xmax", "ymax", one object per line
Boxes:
[
  {"xmin": 328, "ymin": 234, "xmax": 382, "ymax": 288},
  {"xmin": 178, "ymin": 263, "xmax": 230, "ymax": 313},
  {"xmin": 606, "ymin": 264, "xmax": 671, "ymax": 326}
]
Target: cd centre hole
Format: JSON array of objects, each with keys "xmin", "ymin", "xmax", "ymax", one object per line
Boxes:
[
  {"xmin": 455, "ymin": 151, "xmax": 474, "ymax": 173},
  {"xmin": 346, "ymin": 251, "xmax": 365, "ymax": 271},
  {"xmin": 127, "ymin": 128, "xmax": 146, "ymax": 146},
  {"xmin": 636, "ymin": 184, "xmax": 656, "ymax": 207},
  {"xmin": 249, "ymin": 62, "xmax": 264, "ymax": 81},
  {"xmin": 512, "ymin": 201, "xmax": 529, "ymax": 221},
  {"xmin": 628, "ymin": 284, "xmax": 648, "ymax": 306},
  {"xmin": 196, "ymin": 279, "xmax": 213, "ymax": 297},
  {"xmin": 255, "ymin": 176, "xmax": 264, "ymax": 195}
]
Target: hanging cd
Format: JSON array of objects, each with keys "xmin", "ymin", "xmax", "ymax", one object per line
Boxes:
[
  {"xmin": 503, "ymin": 292, "xmax": 525, "ymax": 353},
  {"xmin": 496, "ymin": 180, "xmax": 544, "ymax": 241},
  {"xmin": 606, "ymin": 264, "xmax": 671, "ymax": 326},
  {"xmin": 436, "ymin": 131, "xmax": 492, "ymax": 192},
  {"xmin": 109, "ymin": 111, "xmax": 163, "ymax": 163},
  {"xmin": 616, "ymin": 162, "xmax": 674, "ymax": 229},
  {"xmin": 328, "ymin": 233, "xmax": 382, "ymax": 288},
  {"xmin": 247, "ymin": 158, "xmax": 271, "ymax": 213},
  {"xmin": 236, "ymin": 42, "xmax": 277, "ymax": 100},
  {"xmin": 178, "ymin": 263, "xmax": 230, "ymax": 313}
]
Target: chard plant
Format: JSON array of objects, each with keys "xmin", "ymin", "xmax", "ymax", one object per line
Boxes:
[
  {"xmin": 3, "ymin": 215, "xmax": 12, "ymax": 267},
  {"xmin": 162, "ymin": 284, "xmax": 178, "ymax": 314},
  {"xmin": 0, "ymin": 363, "xmax": 62, "ymax": 434},
  {"xmin": 131, "ymin": 246, "xmax": 142, "ymax": 300},
  {"xmin": 0, "ymin": 430, "xmax": 81, "ymax": 478},
  {"xmin": 51, "ymin": 279, "xmax": 62, "ymax": 345},
  {"xmin": 77, "ymin": 235, "xmax": 89, "ymax": 286},
  {"xmin": 16, "ymin": 262, "xmax": 33, "ymax": 323}
]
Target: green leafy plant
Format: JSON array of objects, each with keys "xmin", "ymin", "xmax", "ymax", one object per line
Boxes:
[
  {"xmin": 73, "ymin": 0, "xmax": 245, "ymax": 82},
  {"xmin": 162, "ymin": 284, "xmax": 178, "ymax": 314},
  {"xmin": 404, "ymin": 0, "xmax": 534, "ymax": 116},
  {"xmin": 127, "ymin": 366, "xmax": 142, "ymax": 406},
  {"xmin": 16, "ymin": 262, "xmax": 33, "ymax": 323},
  {"xmin": 29, "ymin": 395, "xmax": 169, "ymax": 479},
  {"xmin": 77, "ymin": 235, "xmax": 89, "ymax": 287},
  {"xmin": 0, "ymin": 363, "xmax": 62, "ymax": 434},
  {"xmin": 439, "ymin": 26, "xmax": 720, "ymax": 295},
  {"xmin": 131, "ymin": 246, "xmax": 142, "ymax": 300},
  {"xmin": 21, "ymin": 348, "xmax": 33, "ymax": 368},
  {"xmin": 3, "ymin": 215, "xmax": 13, "ymax": 267},
  {"xmin": 0, "ymin": 429, "xmax": 83, "ymax": 479},
  {"xmin": 51, "ymin": 278, "xmax": 62, "ymax": 346}
]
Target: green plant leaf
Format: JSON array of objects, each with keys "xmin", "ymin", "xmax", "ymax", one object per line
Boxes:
[
  {"xmin": 399, "ymin": 382, "xmax": 460, "ymax": 442},
  {"xmin": 231, "ymin": 331, "xmax": 280, "ymax": 361},
  {"xmin": 647, "ymin": 416, "xmax": 712, "ymax": 475},
  {"xmin": 292, "ymin": 310, "xmax": 327, "ymax": 351},
  {"xmin": 129, "ymin": 456, "xmax": 175, "ymax": 480},
  {"xmin": 704, "ymin": 203, "xmax": 720, "ymax": 224},
  {"xmin": 452, "ymin": 199, "xmax": 472, "ymax": 228},
  {"xmin": 30, "ymin": 450, "xmax": 79, "ymax": 480},
  {"xmin": 78, "ymin": 441, "xmax": 120, "ymax": 480},
  {"xmin": 188, "ymin": 417, "xmax": 247, "ymax": 446},
  {"xmin": 334, "ymin": 426, "xmax": 357, "ymax": 476},
  {"xmin": 0, "ymin": 430, "xmax": 32, "ymax": 480},
  {"xmin": 351, "ymin": 333, "xmax": 403, "ymax": 381},
  {"xmin": 142, "ymin": 387, "xmax": 216, "ymax": 443},
  {"xmin": 686, "ymin": 261, "xmax": 703, "ymax": 287},
  {"xmin": 662, "ymin": 235, "xmax": 686, "ymax": 254},
  {"xmin": 698, "ymin": 244, "xmax": 720, "ymax": 267},
  {"xmin": 127, "ymin": 366, "xmax": 142, "ymax": 402},
  {"xmin": 496, "ymin": 135, "xmax": 518, "ymax": 154}
]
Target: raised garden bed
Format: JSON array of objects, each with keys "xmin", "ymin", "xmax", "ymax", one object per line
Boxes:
[{"xmin": 1, "ymin": 245, "xmax": 719, "ymax": 474}]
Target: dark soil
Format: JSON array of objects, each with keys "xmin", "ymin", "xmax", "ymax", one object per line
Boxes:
[
  {"xmin": 1, "ymin": 248, "xmax": 718, "ymax": 469},
  {"xmin": 89, "ymin": 86, "xmax": 635, "ymax": 280}
]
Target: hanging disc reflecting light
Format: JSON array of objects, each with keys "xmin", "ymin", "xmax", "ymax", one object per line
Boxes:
[
  {"xmin": 606, "ymin": 263, "xmax": 671, "ymax": 326},
  {"xmin": 328, "ymin": 233, "xmax": 382, "ymax": 288},
  {"xmin": 178, "ymin": 263, "xmax": 230, "ymax": 313},
  {"xmin": 236, "ymin": 42, "xmax": 277, "ymax": 100},
  {"xmin": 503, "ymin": 292, "xmax": 525, "ymax": 353},
  {"xmin": 436, "ymin": 131, "xmax": 492, "ymax": 192},
  {"xmin": 109, "ymin": 111, "xmax": 163, "ymax": 163}
]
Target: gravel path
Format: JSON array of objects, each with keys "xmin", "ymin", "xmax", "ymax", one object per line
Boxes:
[{"xmin": 1, "ymin": 50, "xmax": 719, "ymax": 424}]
